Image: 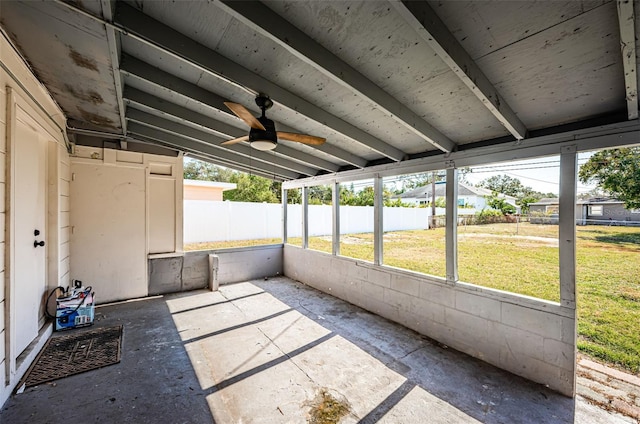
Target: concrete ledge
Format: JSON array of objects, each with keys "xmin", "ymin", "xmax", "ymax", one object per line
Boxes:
[
  {"xmin": 148, "ymin": 252, "xmax": 184, "ymax": 259},
  {"xmin": 149, "ymin": 244, "xmax": 283, "ymax": 294}
]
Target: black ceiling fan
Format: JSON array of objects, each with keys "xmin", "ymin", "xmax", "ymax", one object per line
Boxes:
[{"xmin": 222, "ymin": 94, "xmax": 326, "ymax": 151}]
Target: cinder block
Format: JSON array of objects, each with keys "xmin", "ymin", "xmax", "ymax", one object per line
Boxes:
[
  {"xmin": 488, "ymin": 321, "xmax": 544, "ymax": 361},
  {"xmin": 418, "ymin": 281, "xmax": 455, "ymax": 307},
  {"xmin": 347, "ymin": 263, "xmax": 368, "ymax": 281},
  {"xmin": 561, "ymin": 316, "xmax": 576, "ymax": 344},
  {"xmin": 365, "ymin": 295, "xmax": 399, "ymax": 322},
  {"xmin": 182, "ymin": 253, "xmax": 209, "ymax": 289},
  {"xmin": 347, "ymin": 291, "xmax": 368, "ymax": 310},
  {"xmin": 390, "ymin": 274, "xmax": 420, "ymax": 297},
  {"xmin": 501, "ymin": 302, "xmax": 562, "ymax": 339},
  {"xmin": 499, "ymin": 348, "xmax": 562, "ymax": 388},
  {"xmin": 543, "ymin": 338, "xmax": 575, "ymax": 370},
  {"xmin": 367, "ymin": 268, "xmax": 391, "ymax": 288},
  {"xmin": 455, "ymin": 291, "xmax": 501, "ymax": 322},
  {"xmin": 345, "ymin": 278, "xmax": 361, "ymax": 294},
  {"xmin": 148, "ymin": 257, "xmax": 183, "ymax": 295},
  {"xmin": 360, "ymin": 280, "xmax": 384, "ymax": 301},
  {"xmin": 444, "ymin": 308, "xmax": 488, "ymax": 344},
  {"xmin": 410, "ymin": 296, "xmax": 445, "ymax": 324},
  {"xmin": 418, "ymin": 319, "xmax": 453, "ymax": 346},
  {"xmin": 383, "ymin": 288, "xmax": 413, "ymax": 311}
]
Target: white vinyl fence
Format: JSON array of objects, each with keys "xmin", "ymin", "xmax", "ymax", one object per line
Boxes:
[{"xmin": 184, "ymin": 201, "xmax": 437, "ymax": 243}]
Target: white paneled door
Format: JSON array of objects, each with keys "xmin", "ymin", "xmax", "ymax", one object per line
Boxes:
[{"xmin": 13, "ymin": 108, "xmax": 47, "ymax": 356}]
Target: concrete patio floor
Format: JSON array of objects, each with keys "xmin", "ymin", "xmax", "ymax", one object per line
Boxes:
[{"xmin": 1, "ymin": 277, "xmax": 634, "ymax": 423}]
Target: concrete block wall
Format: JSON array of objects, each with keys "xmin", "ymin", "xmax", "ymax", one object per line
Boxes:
[
  {"xmin": 284, "ymin": 245, "xmax": 575, "ymax": 396},
  {"xmin": 149, "ymin": 245, "xmax": 283, "ymax": 294}
]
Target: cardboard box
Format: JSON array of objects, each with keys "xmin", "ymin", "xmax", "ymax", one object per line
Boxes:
[{"xmin": 55, "ymin": 290, "xmax": 95, "ymax": 331}]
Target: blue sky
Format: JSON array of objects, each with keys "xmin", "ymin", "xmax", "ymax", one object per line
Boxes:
[{"xmin": 464, "ymin": 152, "xmax": 597, "ymax": 196}]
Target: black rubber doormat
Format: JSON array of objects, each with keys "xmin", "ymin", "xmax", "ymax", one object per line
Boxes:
[{"xmin": 22, "ymin": 325, "xmax": 123, "ymax": 388}]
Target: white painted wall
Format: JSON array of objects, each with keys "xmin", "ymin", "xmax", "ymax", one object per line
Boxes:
[
  {"xmin": 284, "ymin": 246, "xmax": 575, "ymax": 396},
  {"xmin": 70, "ymin": 161, "xmax": 147, "ymax": 302},
  {"xmin": 70, "ymin": 147, "xmax": 182, "ymax": 303},
  {"xmin": 184, "ymin": 202, "xmax": 434, "ymax": 243},
  {"xmin": 0, "ymin": 32, "xmax": 69, "ymax": 407}
]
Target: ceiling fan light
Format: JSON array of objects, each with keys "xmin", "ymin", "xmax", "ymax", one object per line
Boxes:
[{"xmin": 251, "ymin": 139, "xmax": 277, "ymax": 151}]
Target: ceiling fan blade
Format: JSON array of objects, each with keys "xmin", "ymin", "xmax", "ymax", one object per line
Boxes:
[
  {"xmin": 224, "ymin": 102, "xmax": 266, "ymax": 131},
  {"xmin": 221, "ymin": 135, "xmax": 250, "ymax": 146},
  {"xmin": 277, "ymin": 131, "xmax": 326, "ymax": 145}
]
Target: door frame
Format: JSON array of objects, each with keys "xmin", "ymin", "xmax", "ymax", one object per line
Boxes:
[{"xmin": 4, "ymin": 87, "xmax": 57, "ymax": 383}]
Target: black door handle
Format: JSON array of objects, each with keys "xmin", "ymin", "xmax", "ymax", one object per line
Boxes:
[{"xmin": 34, "ymin": 240, "xmax": 45, "ymax": 248}]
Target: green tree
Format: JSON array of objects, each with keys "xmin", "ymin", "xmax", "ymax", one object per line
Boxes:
[
  {"xmin": 486, "ymin": 192, "xmax": 517, "ymax": 215},
  {"xmin": 339, "ymin": 185, "xmax": 357, "ymax": 206},
  {"xmin": 223, "ymin": 173, "xmax": 279, "ymax": 203},
  {"xmin": 184, "ymin": 158, "xmax": 283, "ymax": 203},
  {"xmin": 478, "ymin": 175, "xmax": 526, "ymax": 197},
  {"xmin": 183, "ymin": 159, "xmax": 235, "ymax": 181},
  {"xmin": 308, "ymin": 186, "xmax": 332, "ymax": 205},
  {"xmin": 579, "ymin": 147, "xmax": 640, "ymax": 209},
  {"xmin": 285, "ymin": 188, "xmax": 302, "ymax": 204},
  {"xmin": 478, "ymin": 174, "xmax": 556, "ymax": 214},
  {"xmin": 517, "ymin": 195, "xmax": 541, "ymax": 214}
]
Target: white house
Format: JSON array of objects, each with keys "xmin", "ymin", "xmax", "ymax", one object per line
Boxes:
[
  {"xmin": 183, "ymin": 179, "xmax": 237, "ymax": 201},
  {"xmin": 395, "ymin": 181, "xmax": 518, "ymax": 210}
]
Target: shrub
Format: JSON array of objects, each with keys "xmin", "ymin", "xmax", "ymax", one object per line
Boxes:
[{"xmin": 474, "ymin": 209, "xmax": 504, "ymax": 225}]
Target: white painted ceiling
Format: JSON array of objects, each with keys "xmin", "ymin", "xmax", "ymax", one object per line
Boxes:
[{"xmin": 1, "ymin": 0, "xmax": 638, "ymax": 180}]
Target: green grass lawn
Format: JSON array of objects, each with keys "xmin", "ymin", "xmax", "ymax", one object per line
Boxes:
[{"xmin": 185, "ymin": 223, "xmax": 640, "ymax": 374}]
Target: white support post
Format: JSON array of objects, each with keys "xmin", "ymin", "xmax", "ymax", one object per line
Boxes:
[
  {"xmin": 282, "ymin": 188, "xmax": 288, "ymax": 244},
  {"xmin": 374, "ymin": 175, "xmax": 384, "ymax": 265},
  {"xmin": 446, "ymin": 168, "xmax": 459, "ymax": 283},
  {"xmin": 332, "ymin": 181, "xmax": 340, "ymax": 256},
  {"xmin": 302, "ymin": 186, "xmax": 309, "ymax": 249},
  {"xmin": 559, "ymin": 146, "xmax": 577, "ymax": 308}
]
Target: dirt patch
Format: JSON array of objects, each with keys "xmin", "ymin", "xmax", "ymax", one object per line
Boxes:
[
  {"xmin": 306, "ymin": 388, "xmax": 351, "ymax": 424},
  {"xmin": 459, "ymin": 233, "xmax": 559, "ymax": 247},
  {"xmin": 338, "ymin": 236, "xmax": 370, "ymax": 245}
]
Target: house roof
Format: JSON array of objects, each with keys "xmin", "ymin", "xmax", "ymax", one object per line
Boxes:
[
  {"xmin": 529, "ymin": 197, "xmax": 624, "ymax": 206},
  {"xmin": 1, "ymin": 1, "xmax": 639, "ymax": 181},
  {"xmin": 529, "ymin": 197, "xmax": 560, "ymax": 205},
  {"xmin": 397, "ymin": 182, "xmax": 515, "ymax": 200},
  {"xmin": 183, "ymin": 180, "xmax": 237, "ymax": 191}
]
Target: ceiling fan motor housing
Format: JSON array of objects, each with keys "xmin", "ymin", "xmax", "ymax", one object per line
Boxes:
[{"xmin": 249, "ymin": 117, "xmax": 278, "ymax": 150}]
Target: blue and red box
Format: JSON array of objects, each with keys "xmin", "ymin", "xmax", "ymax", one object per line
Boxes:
[{"xmin": 55, "ymin": 289, "xmax": 95, "ymax": 331}]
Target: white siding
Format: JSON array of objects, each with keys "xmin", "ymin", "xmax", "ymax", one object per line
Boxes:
[{"xmin": 0, "ymin": 31, "xmax": 68, "ymax": 407}]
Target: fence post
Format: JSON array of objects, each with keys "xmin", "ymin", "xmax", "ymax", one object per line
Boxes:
[
  {"xmin": 374, "ymin": 175, "xmax": 383, "ymax": 265},
  {"xmin": 446, "ymin": 168, "xmax": 458, "ymax": 283},
  {"xmin": 282, "ymin": 188, "xmax": 288, "ymax": 244},
  {"xmin": 559, "ymin": 146, "xmax": 577, "ymax": 309},
  {"xmin": 332, "ymin": 181, "xmax": 340, "ymax": 256},
  {"xmin": 302, "ymin": 186, "xmax": 309, "ymax": 249}
]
